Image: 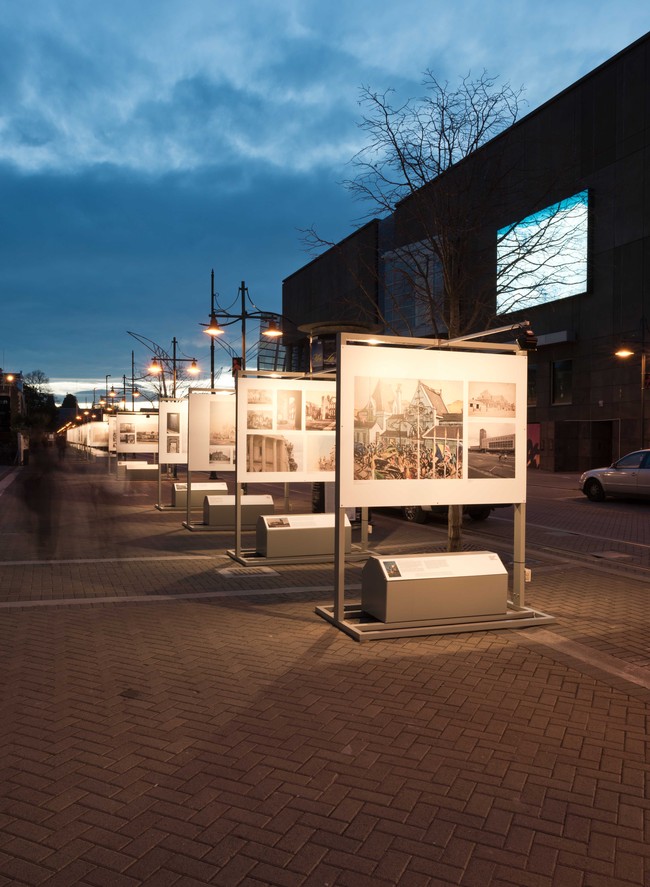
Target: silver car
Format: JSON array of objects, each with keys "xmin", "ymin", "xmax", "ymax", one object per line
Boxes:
[{"xmin": 579, "ymin": 449, "xmax": 650, "ymax": 501}]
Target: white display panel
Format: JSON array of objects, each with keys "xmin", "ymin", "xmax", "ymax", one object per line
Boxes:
[
  {"xmin": 66, "ymin": 420, "xmax": 108, "ymax": 448},
  {"xmin": 158, "ymin": 398, "xmax": 188, "ymax": 465},
  {"xmin": 338, "ymin": 342, "xmax": 527, "ymax": 508},
  {"xmin": 115, "ymin": 412, "xmax": 159, "ymax": 454},
  {"xmin": 236, "ymin": 377, "xmax": 336, "ymax": 483},
  {"xmin": 88, "ymin": 420, "xmax": 109, "ymax": 448},
  {"xmin": 187, "ymin": 389, "xmax": 236, "ymax": 473}
]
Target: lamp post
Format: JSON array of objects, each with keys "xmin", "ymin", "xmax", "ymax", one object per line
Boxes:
[
  {"xmin": 148, "ymin": 338, "xmax": 200, "ymax": 397},
  {"xmin": 614, "ymin": 318, "xmax": 650, "ymax": 450},
  {"xmin": 100, "ymin": 374, "xmax": 111, "ymax": 411},
  {"xmin": 130, "ymin": 351, "xmax": 141, "ymax": 410},
  {"xmin": 202, "ymin": 276, "xmax": 284, "ymax": 374},
  {"xmin": 107, "ymin": 382, "xmax": 118, "ymax": 412},
  {"xmin": 615, "ymin": 345, "xmax": 648, "ymax": 449}
]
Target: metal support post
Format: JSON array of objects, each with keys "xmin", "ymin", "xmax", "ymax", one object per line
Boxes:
[{"xmin": 512, "ymin": 502, "xmax": 526, "ymax": 609}]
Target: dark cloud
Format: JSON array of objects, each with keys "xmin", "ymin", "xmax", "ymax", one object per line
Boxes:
[{"xmin": 0, "ymin": 161, "xmax": 359, "ymax": 378}]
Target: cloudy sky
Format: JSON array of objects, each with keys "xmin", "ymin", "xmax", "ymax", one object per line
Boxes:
[{"xmin": 1, "ymin": 1, "xmax": 648, "ymax": 402}]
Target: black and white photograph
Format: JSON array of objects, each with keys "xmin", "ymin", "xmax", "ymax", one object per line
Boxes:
[
  {"xmin": 276, "ymin": 390, "xmax": 302, "ymax": 431},
  {"xmin": 305, "ymin": 393, "xmax": 336, "ymax": 430},
  {"xmin": 119, "ymin": 422, "xmax": 135, "ymax": 434},
  {"xmin": 247, "ymin": 388, "xmax": 273, "ymax": 405},
  {"xmin": 166, "ymin": 412, "xmax": 180, "ymax": 433},
  {"xmin": 267, "ymin": 517, "xmax": 290, "ymax": 528},
  {"xmin": 119, "ymin": 433, "xmax": 135, "ymax": 444},
  {"xmin": 306, "ymin": 435, "xmax": 336, "ymax": 472},
  {"xmin": 353, "ymin": 376, "xmax": 463, "ymax": 481},
  {"xmin": 246, "ymin": 433, "xmax": 302, "ymax": 473},
  {"xmin": 137, "ymin": 430, "xmax": 159, "ymax": 443},
  {"xmin": 210, "ymin": 399, "xmax": 236, "ymax": 446},
  {"xmin": 247, "ymin": 409, "xmax": 273, "ymax": 430},
  {"xmin": 209, "ymin": 446, "xmax": 233, "ymax": 465},
  {"xmin": 166, "ymin": 435, "xmax": 180, "ymax": 454}
]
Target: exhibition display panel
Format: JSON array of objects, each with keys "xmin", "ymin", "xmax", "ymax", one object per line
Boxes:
[
  {"xmin": 187, "ymin": 389, "xmax": 236, "ymax": 473},
  {"xmin": 115, "ymin": 411, "xmax": 160, "ymax": 456},
  {"xmin": 236, "ymin": 375, "xmax": 336, "ymax": 484},
  {"xmin": 180, "ymin": 388, "xmax": 236, "ymax": 527},
  {"xmin": 158, "ymin": 398, "xmax": 189, "ymax": 464},
  {"xmin": 315, "ymin": 332, "xmax": 554, "ymax": 641},
  {"xmin": 225, "ymin": 371, "xmax": 359, "ymax": 563}
]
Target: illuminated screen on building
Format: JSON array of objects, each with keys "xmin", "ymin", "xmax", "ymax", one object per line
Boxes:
[{"xmin": 496, "ymin": 190, "xmax": 589, "ymax": 314}]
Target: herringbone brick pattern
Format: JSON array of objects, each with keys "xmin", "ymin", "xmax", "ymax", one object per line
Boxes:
[{"xmin": 0, "ymin": 453, "xmax": 648, "ymax": 885}]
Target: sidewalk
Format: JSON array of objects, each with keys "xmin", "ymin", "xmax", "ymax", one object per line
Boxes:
[{"xmin": 0, "ymin": 452, "xmax": 649, "ymax": 886}]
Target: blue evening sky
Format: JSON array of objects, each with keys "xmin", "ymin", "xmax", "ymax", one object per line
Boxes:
[{"xmin": 1, "ymin": 0, "xmax": 648, "ymax": 402}]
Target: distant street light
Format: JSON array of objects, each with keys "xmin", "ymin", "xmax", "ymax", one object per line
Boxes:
[{"xmin": 147, "ymin": 337, "xmax": 200, "ymax": 397}]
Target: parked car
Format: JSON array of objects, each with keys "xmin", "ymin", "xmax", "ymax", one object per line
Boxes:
[
  {"xmin": 579, "ymin": 449, "xmax": 650, "ymax": 501},
  {"xmin": 402, "ymin": 504, "xmax": 508, "ymax": 523}
]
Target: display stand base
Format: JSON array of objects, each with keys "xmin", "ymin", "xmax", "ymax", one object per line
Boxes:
[
  {"xmin": 315, "ymin": 601, "xmax": 555, "ymax": 642},
  {"xmin": 226, "ymin": 545, "xmax": 371, "ymax": 566}
]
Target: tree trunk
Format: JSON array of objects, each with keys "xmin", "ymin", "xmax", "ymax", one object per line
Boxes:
[{"xmin": 447, "ymin": 503, "xmax": 463, "ymax": 552}]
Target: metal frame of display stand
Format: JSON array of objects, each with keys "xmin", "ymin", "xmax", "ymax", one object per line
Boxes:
[
  {"xmin": 315, "ymin": 332, "xmax": 555, "ymax": 642},
  {"xmin": 154, "ymin": 463, "xmax": 186, "ymax": 511}
]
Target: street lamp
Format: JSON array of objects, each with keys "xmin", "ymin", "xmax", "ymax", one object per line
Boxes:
[
  {"xmin": 615, "ymin": 343, "xmax": 648, "ymax": 449},
  {"xmin": 147, "ymin": 337, "xmax": 200, "ymax": 397},
  {"xmin": 201, "ymin": 276, "xmax": 285, "ymax": 373}
]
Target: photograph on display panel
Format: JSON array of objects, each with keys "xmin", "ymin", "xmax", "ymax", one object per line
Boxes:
[
  {"xmin": 306, "ymin": 434, "xmax": 336, "ymax": 472},
  {"xmin": 209, "ymin": 397, "xmax": 236, "ymax": 467},
  {"xmin": 353, "ymin": 376, "xmax": 463, "ymax": 481},
  {"xmin": 166, "ymin": 412, "xmax": 180, "ymax": 433},
  {"xmin": 246, "ymin": 432, "xmax": 302, "ymax": 473},
  {"xmin": 276, "ymin": 389, "xmax": 302, "ymax": 431},
  {"xmin": 468, "ymin": 382, "xmax": 516, "ymax": 417},
  {"xmin": 305, "ymin": 392, "xmax": 336, "ymax": 430},
  {"xmin": 158, "ymin": 399, "xmax": 189, "ymax": 464},
  {"xmin": 467, "ymin": 421, "xmax": 516, "ymax": 478},
  {"xmin": 187, "ymin": 390, "xmax": 237, "ymax": 472}
]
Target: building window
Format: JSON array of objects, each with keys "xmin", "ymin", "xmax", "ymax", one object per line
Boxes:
[
  {"xmin": 527, "ymin": 365, "xmax": 537, "ymax": 406},
  {"xmin": 551, "ymin": 360, "xmax": 572, "ymax": 405},
  {"xmin": 381, "ymin": 240, "xmax": 445, "ymax": 337}
]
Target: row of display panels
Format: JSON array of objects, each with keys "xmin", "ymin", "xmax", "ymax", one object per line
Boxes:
[{"xmin": 71, "ymin": 343, "xmax": 527, "ymax": 508}]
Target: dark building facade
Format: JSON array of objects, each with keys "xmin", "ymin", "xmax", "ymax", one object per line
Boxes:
[{"xmin": 283, "ymin": 33, "xmax": 650, "ymax": 471}]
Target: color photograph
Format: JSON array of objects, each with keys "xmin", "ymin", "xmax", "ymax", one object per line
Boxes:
[
  {"xmin": 467, "ymin": 421, "xmax": 516, "ymax": 478},
  {"xmin": 353, "ymin": 376, "xmax": 463, "ymax": 480}
]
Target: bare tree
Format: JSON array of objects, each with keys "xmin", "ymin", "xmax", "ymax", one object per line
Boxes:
[{"xmin": 300, "ymin": 70, "xmax": 590, "ymax": 550}]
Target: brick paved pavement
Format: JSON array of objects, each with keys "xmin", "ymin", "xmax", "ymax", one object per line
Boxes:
[{"xmin": 0, "ymin": 449, "xmax": 648, "ymax": 886}]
